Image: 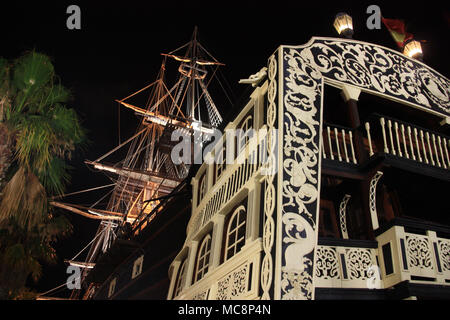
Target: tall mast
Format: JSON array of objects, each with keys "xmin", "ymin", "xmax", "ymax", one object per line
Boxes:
[{"xmin": 59, "ymin": 29, "xmax": 225, "ymax": 299}]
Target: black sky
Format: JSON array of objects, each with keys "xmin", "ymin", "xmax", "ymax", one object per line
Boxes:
[{"xmin": 1, "ymin": 0, "xmax": 449, "ymax": 297}]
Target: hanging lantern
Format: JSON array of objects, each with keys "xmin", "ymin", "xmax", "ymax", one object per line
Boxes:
[
  {"xmin": 403, "ymin": 39, "xmax": 423, "ymax": 60},
  {"xmin": 333, "ymin": 12, "xmax": 354, "ymax": 38}
]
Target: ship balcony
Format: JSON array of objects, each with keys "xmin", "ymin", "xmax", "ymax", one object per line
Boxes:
[
  {"xmin": 315, "ymin": 238, "xmax": 380, "ymax": 289},
  {"xmin": 321, "ymin": 114, "xmax": 450, "ymax": 178},
  {"xmin": 315, "ymin": 218, "xmax": 450, "ymax": 293},
  {"xmin": 187, "ymin": 126, "xmax": 269, "ymax": 238},
  {"xmin": 375, "ymin": 217, "xmax": 450, "ymax": 288}
]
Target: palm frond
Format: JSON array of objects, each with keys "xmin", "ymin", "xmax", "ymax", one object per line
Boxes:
[
  {"xmin": 12, "ymin": 52, "xmax": 54, "ymax": 113},
  {"xmin": 27, "ymin": 256, "xmax": 43, "ymax": 282},
  {"xmin": 0, "ymin": 51, "xmax": 85, "ymax": 297},
  {"xmin": 0, "ymin": 167, "xmax": 47, "ymax": 229},
  {"xmin": 11, "ymin": 113, "xmax": 55, "ymax": 171},
  {"xmin": 37, "ymin": 157, "xmax": 69, "ymax": 196}
]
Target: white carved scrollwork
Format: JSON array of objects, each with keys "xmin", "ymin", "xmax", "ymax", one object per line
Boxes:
[
  {"xmin": 216, "ymin": 263, "xmax": 249, "ymax": 300},
  {"xmin": 303, "ymin": 39, "xmax": 450, "ymax": 116},
  {"xmin": 339, "ymin": 194, "xmax": 351, "ymax": 239},
  {"xmin": 369, "ymin": 171, "xmax": 383, "ymax": 230},
  {"xmin": 315, "ymin": 245, "xmax": 380, "ymax": 288},
  {"xmin": 438, "ymin": 239, "xmax": 450, "ymax": 271},
  {"xmin": 315, "ymin": 246, "xmax": 340, "ymax": 279},
  {"xmin": 192, "ymin": 289, "xmax": 209, "ymax": 300},
  {"xmin": 275, "ymin": 38, "xmax": 449, "ymax": 300},
  {"xmin": 216, "ymin": 274, "xmax": 230, "ymax": 300},
  {"xmin": 260, "ymin": 54, "xmax": 277, "ymax": 300},
  {"xmin": 345, "ymin": 248, "xmax": 373, "ymax": 280},
  {"xmin": 280, "ymin": 212, "xmax": 316, "ymax": 300},
  {"xmin": 406, "ymin": 234, "xmax": 433, "ymax": 270},
  {"xmin": 279, "ymin": 46, "xmax": 321, "ymax": 301}
]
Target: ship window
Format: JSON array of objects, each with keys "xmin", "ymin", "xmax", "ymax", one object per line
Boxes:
[
  {"xmin": 174, "ymin": 259, "xmax": 187, "ymax": 298},
  {"xmin": 198, "ymin": 173, "xmax": 206, "ymax": 205},
  {"xmin": 194, "ymin": 233, "xmax": 212, "ymax": 282},
  {"xmin": 224, "ymin": 205, "xmax": 247, "ymax": 261},
  {"xmin": 215, "ymin": 145, "xmax": 226, "ymax": 182},
  {"xmin": 238, "ymin": 115, "xmax": 253, "ymax": 154},
  {"xmin": 131, "ymin": 255, "xmax": 144, "ymax": 279},
  {"xmin": 108, "ymin": 277, "xmax": 117, "ymax": 298}
]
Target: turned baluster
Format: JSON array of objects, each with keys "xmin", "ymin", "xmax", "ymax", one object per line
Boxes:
[
  {"xmin": 395, "ymin": 122, "xmax": 402, "ymax": 157},
  {"xmin": 327, "ymin": 126, "xmax": 334, "ymax": 160},
  {"xmin": 380, "ymin": 118, "xmax": 389, "ymax": 153},
  {"xmin": 365, "ymin": 122, "xmax": 374, "ymax": 157}
]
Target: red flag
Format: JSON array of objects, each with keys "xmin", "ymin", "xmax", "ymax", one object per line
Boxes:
[{"xmin": 382, "ymin": 17, "xmax": 413, "ymax": 48}]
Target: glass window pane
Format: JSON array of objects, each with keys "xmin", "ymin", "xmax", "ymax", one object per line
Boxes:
[
  {"xmin": 238, "ymin": 210, "xmax": 246, "ymax": 224},
  {"xmin": 236, "ymin": 240, "xmax": 245, "ymax": 253},
  {"xmin": 230, "ymin": 215, "xmax": 237, "ymax": 230},
  {"xmin": 228, "ymin": 233, "xmax": 235, "ymax": 246},
  {"xmin": 237, "ymin": 225, "xmax": 246, "ymax": 240},
  {"xmin": 227, "ymin": 247, "xmax": 235, "ymax": 259}
]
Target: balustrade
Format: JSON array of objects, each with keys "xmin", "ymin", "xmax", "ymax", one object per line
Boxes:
[
  {"xmin": 322, "ymin": 124, "xmax": 357, "ymax": 164},
  {"xmin": 376, "ymin": 219, "xmax": 450, "ymax": 288},
  {"xmin": 187, "ymin": 129, "xmax": 269, "ymax": 238},
  {"xmin": 365, "ymin": 115, "xmax": 450, "ymax": 170},
  {"xmin": 322, "ymin": 115, "xmax": 450, "ymax": 171},
  {"xmin": 315, "ymin": 239, "xmax": 381, "ymax": 289}
]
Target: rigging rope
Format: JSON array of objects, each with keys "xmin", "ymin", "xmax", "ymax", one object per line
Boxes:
[
  {"xmin": 94, "ymin": 127, "xmax": 147, "ymax": 163},
  {"xmin": 36, "ymin": 229, "xmax": 107, "ymax": 298},
  {"xmin": 117, "ymin": 80, "xmax": 158, "ymax": 103},
  {"xmin": 36, "ymin": 280, "xmax": 77, "ymax": 298},
  {"xmin": 167, "ymin": 41, "xmax": 191, "ymax": 56},
  {"xmin": 51, "ymin": 183, "xmax": 116, "ymax": 199},
  {"xmin": 118, "ymin": 101, "xmax": 121, "ymax": 145},
  {"xmin": 215, "ymin": 68, "xmax": 235, "ymax": 107},
  {"xmin": 90, "ymin": 188, "xmax": 115, "ymax": 209},
  {"xmin": 70, "ymin": 227, "xmax": 107, "ymax": 261}
]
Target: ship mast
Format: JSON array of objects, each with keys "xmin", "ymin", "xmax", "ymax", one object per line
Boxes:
[{"xmin": 56, "ymin": 28, "xmax": 225, "ymax": 299}]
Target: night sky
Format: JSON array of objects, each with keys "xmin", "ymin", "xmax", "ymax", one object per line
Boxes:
[{"xmin": 1, "ymin": 1, "xmax": 449, "ymax": 297}]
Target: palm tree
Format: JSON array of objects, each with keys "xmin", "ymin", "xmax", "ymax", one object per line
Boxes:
[
  {"xmin": 0, "ymin": 213, "xmax": 72, "ymax": 299},
  {"xmin": 0, "ymin": 51, "xmax": 86, "ymax": 298}
]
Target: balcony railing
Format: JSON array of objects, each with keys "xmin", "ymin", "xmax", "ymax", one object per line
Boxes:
[
  {"xmin": 322, "ymin": 114, "xmax": 450, "ymax": 171},
  {"xmin": 376, "ymin": 218, "xmax": 450, "ymax": 288},
  {"xmin": 322, "ymin": 124, "xmax": 358, "ymax": 165},
  {"xmin": 187, "ymin": 128, "xmax": 269, "ymax": 238},
  {"xmin": 315, "ymin": 218, "xmax": 450, "ymax": 291},
  {"xmin": 315, "ymin": 238, "xmax": 381, "ymax": 289},
  {"xmin": 174, "ymin": 239, "xmax": 262, "ymax": 300},
  {"xmin": 364, "ymin": 114, "xmax": 450, "ymax": 170}
]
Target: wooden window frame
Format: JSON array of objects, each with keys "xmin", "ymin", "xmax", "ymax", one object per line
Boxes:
[
  {"xmin": 194, "ymin": 233, "xmax": 212, "ymax": 282},
  {"xmin": 237, "ymin": 115, "xmax": 253, "ymax": 154},
  {"xmin": 215, "ymin": 145, "xmax": 226, "ymax": 183},
  {"xmin": 224, "ymin": 205, "xmax": 247, "ymax": 261},
  {"xmin": 198, "ymin": 173, "xmax": 206, "ymax": 205},
  {"xmin": 131, "ymin": 255, "xmax": 144, "ymax": 279},
  {"xmin": 108, "ymin": 277, "xmax": 117, "ymax": 298},
  {"xmin": 173, "ymin": 259, "xmax": 187, "ymax": 298}
]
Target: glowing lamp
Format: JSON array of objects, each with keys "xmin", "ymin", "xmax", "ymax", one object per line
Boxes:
[
  {"xmin": 334, "ymin": 12, "xmax": 354, "ymax": 38},
  {"xmin": 403, "ymin": 39, "xmax": 423, "ymax": 60}
]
